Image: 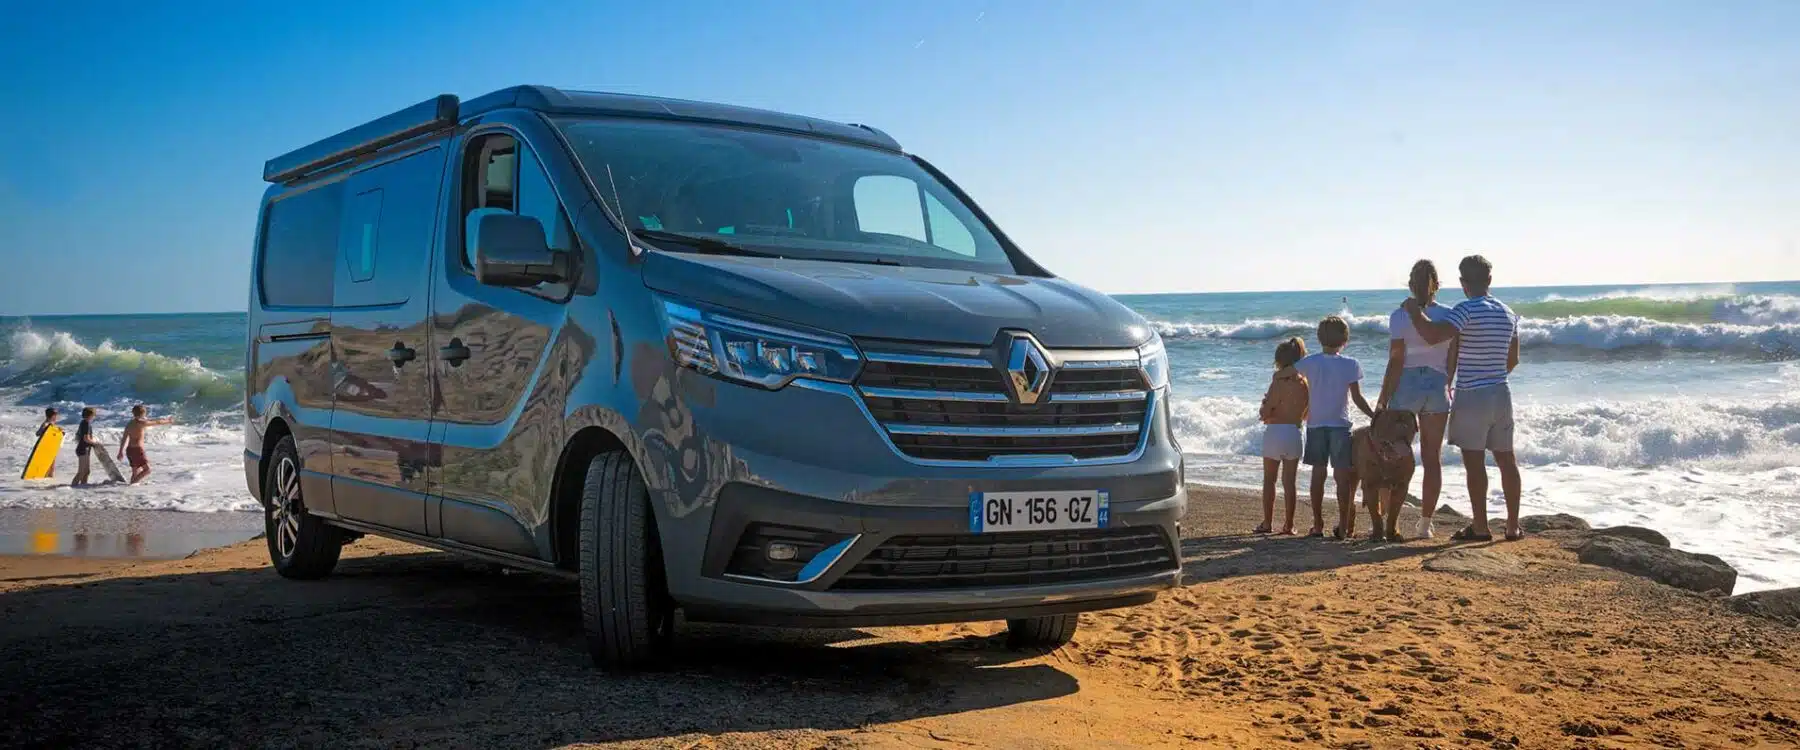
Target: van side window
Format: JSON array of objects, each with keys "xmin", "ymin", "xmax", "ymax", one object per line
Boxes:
[
  {"xmin": 259, "ymin": 183, "xmax": 344, "ymax": 308},
  {"xmin": 332, "ymin": 147, "xmax": 445, "ymax": 308},
  {"xmin": 342, "ymin": 189, "xmax": 383, "ymax": 283},
  {"xmin": 462, "ymin": 133, "xmax": 576, "ymax": 279}
]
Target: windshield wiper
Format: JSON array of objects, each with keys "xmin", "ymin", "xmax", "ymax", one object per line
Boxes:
[{"xmin": 632, "ymin": 229, "xmax": 781, "ymax": 258}]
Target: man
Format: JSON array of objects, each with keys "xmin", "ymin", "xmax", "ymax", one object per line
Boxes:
[
  {"xmin": 1402, "ymin": 254, "xmax": 1522, "ymax": 541},
  {"xmin": 119, "ymin": 404, "xmax": 175, "ymax": 485}
]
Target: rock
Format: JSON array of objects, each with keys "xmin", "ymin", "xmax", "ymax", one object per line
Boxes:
[
  {"xmin": 1576, "ymin": 536, "xmax": 1737, "ymax": 594},
  {"xmin": 1592, "ymin": 526, "xmax": 1671, "ymax": 547},
  {"xmin": 1726, "ymin": 587, "xmax": 1800, "ymax": 626},
  {"xmin": 1423, "ymin": 547, "xmax": 1527, "ymax": 577},
  {"xmin": 1519, "ymin": 513, "xmax": 1591, "ymax": 534}
]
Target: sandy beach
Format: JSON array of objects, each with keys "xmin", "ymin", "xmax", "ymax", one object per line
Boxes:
[{"xmin": 0, "ymin": 486, "xmax": 1793, "ymax": 749}]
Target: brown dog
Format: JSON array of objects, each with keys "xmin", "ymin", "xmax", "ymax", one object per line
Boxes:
[{"xmin": 1352, "ymin": 410, "xmax": 1419, "ymax": 541}]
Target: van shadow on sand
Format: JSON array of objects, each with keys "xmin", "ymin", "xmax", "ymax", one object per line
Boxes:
[{"xmin": 0, "ymin": 551, "xmax": 1075, "ymax": 749}]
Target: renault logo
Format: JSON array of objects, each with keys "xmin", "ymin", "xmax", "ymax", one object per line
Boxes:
[{"xmin": 1001, "ymin": 333, "xmax": 1053, "ymax": 405}]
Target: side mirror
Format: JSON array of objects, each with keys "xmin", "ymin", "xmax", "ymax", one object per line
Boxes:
[{"xmin": 470, "ymin": 211, "xmax": 568, "ymax": 287}]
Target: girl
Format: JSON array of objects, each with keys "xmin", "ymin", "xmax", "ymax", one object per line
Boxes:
[
  {"xmin": 1256, "ymin": 337, "xmax": 1309, "ymax": 534},
  {"xmin": 1377, "ymin": 260, "xmax": 1459, "ymax": 538}
]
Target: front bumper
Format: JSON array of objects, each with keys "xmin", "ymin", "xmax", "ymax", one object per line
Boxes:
[
  {"xmin": 652, "ymin": 369, "xmax": 1187, "ymax": 627},
  {"xmin": 674, "ymin": 481, "xmax": 1185, "ymax": 628}
]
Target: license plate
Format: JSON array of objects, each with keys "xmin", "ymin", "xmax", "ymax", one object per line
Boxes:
[{"xmin": 969, "ymin": 490, "xmax": 1108, "ymax": 533}]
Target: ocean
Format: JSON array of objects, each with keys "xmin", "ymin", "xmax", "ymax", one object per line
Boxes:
[{"xmin": 2, "ymin": 282, "xmax": 1797, "ymax": 591}]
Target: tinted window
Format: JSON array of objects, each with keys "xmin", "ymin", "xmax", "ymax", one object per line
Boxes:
[
  {"xmin": 330, "ymin": 147, "xmax": 446, "ymax": 308},
  {"xmin": 259, "ymin": 183, "xmax": 343, "ymax": 308},
  {"xmin": 342, "ymin": 189, "xmax": 382, "ymax": 283}
]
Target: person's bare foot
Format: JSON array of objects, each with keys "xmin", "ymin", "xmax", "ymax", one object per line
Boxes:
[{"xmin": 1278, "ymin": 526, "xmax": 1296, "ymax": 535}]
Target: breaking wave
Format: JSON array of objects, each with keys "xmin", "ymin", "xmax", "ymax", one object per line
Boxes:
[{"xmin": 0, "ymin": 330, "xmax": 242, "ymax": 411}]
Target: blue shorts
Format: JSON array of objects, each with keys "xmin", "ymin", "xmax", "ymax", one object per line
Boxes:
[
  {"xmin": 1390, "ymin": 367, "xmax": 1452, "ymax": 414},
  {"xmin": 1304, "ymin": 426, "xmax": 1353, "ymax": 470}
]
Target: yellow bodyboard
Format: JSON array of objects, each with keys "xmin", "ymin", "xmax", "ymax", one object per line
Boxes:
[{"xmin": 21, "ymin": 424, "xmax": 63, "ymax": 479}]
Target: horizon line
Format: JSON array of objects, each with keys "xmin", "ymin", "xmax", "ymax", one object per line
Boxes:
[{"xmin": 1, "ymin": 278, "xmax": 1794, "ymax": 318}]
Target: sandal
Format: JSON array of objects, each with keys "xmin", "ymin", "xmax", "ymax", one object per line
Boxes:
[
  {"xmin": 1332, "ymin": 525, "xmax": 1347, "ymax": 541},
  {"xmin": 1306, "ymin": 526, "xmax": 1325, "ymax": 538},
  {"xmin": 1253, "ymin": 523, "xmax": 1272, "ymax": 534},
  {"xmin": 1504, "ymin": 529, "xmax": 1525, "ymax": 542},
  {"xmin": 1451, "ymin": 526, "xmax": 1494, "ymax": 542}
]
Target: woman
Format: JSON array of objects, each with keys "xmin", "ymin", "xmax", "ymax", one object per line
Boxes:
[{"xmin": 1376, "ymin": 260, "xmax": 1457, "ymax": 539}]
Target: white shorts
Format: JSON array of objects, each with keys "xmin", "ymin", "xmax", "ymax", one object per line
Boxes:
[{"xmin": 1261, "ymin": 424, "xmax": 1303, "ymax": 460}]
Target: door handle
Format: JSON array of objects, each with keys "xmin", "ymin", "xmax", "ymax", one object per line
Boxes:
[
  {"xmin": 387, "ymin": 342, "xmax": 416, "ymax": 367},
  {"xmin": 440, "ymin": 338, "xmax": 472, "ymax": 367}
]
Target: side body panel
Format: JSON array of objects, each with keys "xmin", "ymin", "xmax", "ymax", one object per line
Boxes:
[
  {"xmin": 427, "ymin": 112, "xmax": 606, "ymax": 559},
  {"xmin": 326, "ymin": 145, "xmax": 449, "ymax": 534}
]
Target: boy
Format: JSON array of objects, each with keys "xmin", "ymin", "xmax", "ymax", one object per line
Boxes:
[
  {"xmin": 71, "ymin": 407, "xmax": 104, "ymax": 487},
  {"xmin": 119, "ymin": 404, "xmax": 175, "ymax": 485},
  {"xmin": 33, "ymin": 407, "xmax": 59, "ymax": 478},
  {"xmin": 1294, "ymin": 317, "xmax": 1375, "ymax": 539}
]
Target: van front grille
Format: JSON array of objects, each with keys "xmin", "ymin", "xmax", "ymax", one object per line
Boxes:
[
  {"xmin": 855, "ymin": 353, "xmax": 1150, "ymax": 463},
  {"xmin": 832, "ymin": 527, "xmax": 1176, "ymax": 590}
]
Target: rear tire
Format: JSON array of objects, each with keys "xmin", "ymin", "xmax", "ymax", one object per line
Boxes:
[
  {"xmin": 1005, "ymin": 614, "xmax": 1079, "ymax": 651},
  {"xmin": 578, "ymin": 451, "xmax": 674, "ymax": 669},
  {"xmin": 264, "ymin": 436, "xmax": 342, "ymax": 580}
]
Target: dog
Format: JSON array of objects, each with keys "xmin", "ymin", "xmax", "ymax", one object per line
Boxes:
[{"xmin": 1352, "ymin": 409, "xmax": 1419, "ymax": 541}]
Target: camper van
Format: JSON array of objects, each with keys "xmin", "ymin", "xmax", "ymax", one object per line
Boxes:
[{"xmin": 244, "ymin": 86, "xmax": 1184, "ymax": 668}]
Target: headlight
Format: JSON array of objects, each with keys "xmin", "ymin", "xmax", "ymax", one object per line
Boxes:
[
  {"xmin": 661, "ymin": 299, "xmax": 862, "ymax": 389},
  {"xmin": 1138, "ymin": 335, "xmax": 1169, "ymax": 389}
]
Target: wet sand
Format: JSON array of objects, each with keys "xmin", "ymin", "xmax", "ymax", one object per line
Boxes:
[
  {"xmin": 0, "ymin": 507, "xmax": 261, "ymax": 560},
  {"xmin": 1, "ymin": 486, "xmax": 1797, "ymax": 748}
]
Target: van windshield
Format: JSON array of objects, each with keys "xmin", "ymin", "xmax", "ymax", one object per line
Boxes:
[{"xmin": 555, "ymin": 118, "xmax": 1016, "ymax": 272}]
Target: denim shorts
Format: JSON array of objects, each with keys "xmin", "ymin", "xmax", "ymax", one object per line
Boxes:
[
  {"xmin": 1390, "ymin": 367, "xmax": 1452, "ymax": 414},
  {"xmin": 1304, "ymin": 426, "xmax": 1353, "ymax": 470}
]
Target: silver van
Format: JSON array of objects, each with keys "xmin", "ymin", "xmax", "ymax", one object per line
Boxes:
[{"xmin": 245, "ymin": 86, "xmax": 1184, "ymax": 668}]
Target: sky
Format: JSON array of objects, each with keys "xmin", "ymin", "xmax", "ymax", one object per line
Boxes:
[{"xmin": 1, "ymin": 0, "xmax": 1796, "ymax": 315}]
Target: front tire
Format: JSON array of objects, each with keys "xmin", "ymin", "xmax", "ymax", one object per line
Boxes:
[
  {"xmin": 264, "ymin": 436, "xmax": 342, "ymax": 580},
  {"xmin": 1005, "ymin": 614, "xmax": 1079, "ymax": 651},
  {"xmin": 578, "ymin": 451, "xmax": 674, "ymax": 669}
]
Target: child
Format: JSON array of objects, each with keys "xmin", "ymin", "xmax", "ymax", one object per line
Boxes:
[
  {"xmin": 33, "ymin": 407, "xmax": 59, "ymax": 478},
  {"xmin": 71, "ymin": 407, "xmax": 104, "ymax": 487},
  {"xmin": 1294, "ymin": 317, "xmax": 1376, "ymax": 539},
  {"xmin": 119, "ymin": 404, "xmax": 175, "ymax": 485},
  {"xmin": 1257, "ymin": 338, "xmax": 1309, "ymax": 535}
]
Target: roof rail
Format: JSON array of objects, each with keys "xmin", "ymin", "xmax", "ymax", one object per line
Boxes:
[{"xmin": 263, "ymin": 95, "xmax": 459, "ymax": 184}]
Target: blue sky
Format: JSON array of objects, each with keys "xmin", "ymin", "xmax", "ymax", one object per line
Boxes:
[{"xmin": 1, "ymin": 0, "xmax": 1795, "ymax": 315}]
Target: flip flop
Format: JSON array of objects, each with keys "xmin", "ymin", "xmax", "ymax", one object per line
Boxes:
[
  {"xmin": 1451, "ymin": 526, "xmax": 1494, "ymax": 542},
  {"xmin": 1306, "ymin": 527, "xmax": 1325, "ymax": 538},
  {"xmin": 1278, "ymin": 529, "xmax": 1297, "ymax": 536},
  {"xmin": 1253, "ymin": 523, "xmax": 1272, "ymax": 534},
  {"xmin": 1504, "ymin": 530, "xmax": 1525, "ymax": 542},
  {"xmin": 1386, "ymin": 531, "xmax": 1407, "ymax": 543}
]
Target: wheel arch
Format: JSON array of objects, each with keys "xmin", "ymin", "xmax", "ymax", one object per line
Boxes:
[
  {"xmin": 257, "ymin": 417, "xmax": 294, "ymax": 507},
  {"xmin": 550, "ymin": 425, "xmax": 632, "ymax": 570}
]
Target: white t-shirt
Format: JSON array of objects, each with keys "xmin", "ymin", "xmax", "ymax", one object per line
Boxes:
[
  {"xmin": 1293, "ymin": 352, "xmax": 1363, "ymax": 428},
  {"xmin": 1388, "ymin": 303, "xmax": 1454, "ymax": 373}
]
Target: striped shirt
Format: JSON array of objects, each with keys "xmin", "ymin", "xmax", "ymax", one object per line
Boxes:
[{"xmin": 1443, "ymin": 295, "xmax": 1518, "ymax": 391}]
